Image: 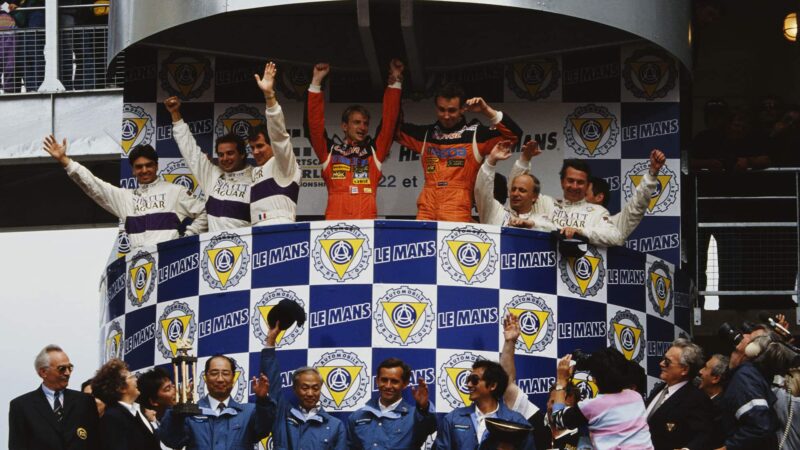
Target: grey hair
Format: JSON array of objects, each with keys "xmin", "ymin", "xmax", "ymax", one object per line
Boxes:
[
  {"xmin": 709, "ymin": 354, "xmax": 730, "ymax": 378},
  {"xmin": 672, "ymin": 338, "xmax": 705, "ymax": 378},
  {"xmin": 292, "ymin": 366, "xmax": 322, "ymax": 386},
  {"xmin": 34, "ymin": 344, "xmax": 63, "ymax": 371}
]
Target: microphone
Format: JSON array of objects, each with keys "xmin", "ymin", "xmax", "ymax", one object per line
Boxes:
[{"xmin": 758, "ymin": 312, "xmax": 793, "ymax": 339}]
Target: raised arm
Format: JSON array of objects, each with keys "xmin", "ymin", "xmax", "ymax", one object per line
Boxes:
[
  {"xmin": 373, "ymin": 59, "xmax": 404, "ymax": 162},
  {"xmin": 501, "ymin": 313, "xmax": 523, "ymax": 408},
  {"xmin": 475, "ymin": 140, "xmax": 513, "ymax": 226},
  {"xmin": 305, "ymin": 63, "xmax": 332, "ymax": 164},
  {"xmin": 45, "ymin": 135, "xmax": 127, "ymax": 218},
  {"xmin": 470, "ymin": 98, "xmax": 523, "ymax": 154},
  {"xmin": 165, "ymin": 97, "xmax": 217, "ymax": 191},
  {"xmin": 615, "ymin": 149, "xmax": 663, "ymax": 239},
  {"xmin": 256, "ymin": 62, "xmax": 297, "ymax": 182}
]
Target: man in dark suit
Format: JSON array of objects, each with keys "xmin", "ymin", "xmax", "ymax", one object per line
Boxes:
[
  {"xmin": 645, "ymin": 338, "xmax": 714, "ymax": 450},
  {"xmin": 9, "ymin": 344, "xmax": 99, "ymax": 450},
  {"xmin": 698, "ymin": 353, "xmax": 729, "ymax": 449}
]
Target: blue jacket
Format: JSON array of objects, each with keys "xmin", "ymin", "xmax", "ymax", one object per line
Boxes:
[
  {"xmin": 719, "ymin": 361, "xmax": 777, "ymax": 450},
  {"xmin": 346, "ymin": 397, "xmax": 437, "ymax": 449},
  {"xmin": 434, "ymin": 401, "xmax": 535, "ymax": 450},
  {"xmin": 158, "ymin": 349, "xmax": 274, "ymax": 450},
  {"xmin": 261, "ymin": 347, "xmax": 346, "ymax": 450}
]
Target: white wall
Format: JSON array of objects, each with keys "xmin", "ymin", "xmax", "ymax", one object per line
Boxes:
[{"xmin": 0, "ymin": 227, "xmax": 118, "ymax": 446}]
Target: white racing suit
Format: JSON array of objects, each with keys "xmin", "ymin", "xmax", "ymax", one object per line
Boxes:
[
  {"xmin": 474, "ymin": 159, "xmax": 554, "ymax": 229},
  {"xmin": 251, "ymin": 103, "xmax": 302, "ymax": 225},
  {"xmin": 172, "ymin": 119, "xmax": 252, "ymax": 231},
  {"xmin": 612, "ymin": 171, "xmax": 657, "ymax": 240},
  {"xmin": 66, "ymin": 160, "xmax": 206, "ymax": 249}
]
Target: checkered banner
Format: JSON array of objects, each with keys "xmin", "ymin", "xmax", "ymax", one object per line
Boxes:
[
  {"xmin": 99, "ymin": 221, "xmax": 691, "ymax": 423},
  {"xmin": 118, "ymin": 42, "xmax": 682, "ymax": 265}
]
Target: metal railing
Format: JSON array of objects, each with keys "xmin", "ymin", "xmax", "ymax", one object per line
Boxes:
[
  {"xmin": 0, "ymin": 3, "xmax": 123, "ymax": 94},
  {"xmin": 694, "ymin": 169, "xmax": 800, "ymax": 303}
]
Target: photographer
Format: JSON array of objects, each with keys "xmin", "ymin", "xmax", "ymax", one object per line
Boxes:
[{"xmin": 550, "ymin": 348, "xmax": 653, "ymax": 449}]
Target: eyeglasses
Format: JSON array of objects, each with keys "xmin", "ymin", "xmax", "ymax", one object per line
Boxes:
[
  {"xmin": 207, "ymin": 370, "xmax": 233, "ymax": 378},
  {"xmin": 466, "ymin": 374, "xmax": 483, "ymax": 385},
  {"xmin": 661, "ymin": 357, "xmax": 685, "ymax": 368},
  {"xmin": 54, "ymin": 364, "xmax": 74, "ymax": 374}
]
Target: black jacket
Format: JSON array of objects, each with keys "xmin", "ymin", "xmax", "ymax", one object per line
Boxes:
[
  {"xmin": 645, "ymin": 381, "xmax": 715, "ymax": 450},
  {"xmin": 9, "ymin": 387, "xmax": 99, "ymax": 450},
  {"xmin": 98, "ymin": 402, "xmax": 161, "ymax": 450}
]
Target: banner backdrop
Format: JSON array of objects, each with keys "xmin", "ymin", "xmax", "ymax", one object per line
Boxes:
[
  {"xmin": 99, "ymin": 221, "xmax": 691, "ymax": 441},
  {"xmin": 117, "ymin": 43, "xmax": 682, "ymax": 265}
]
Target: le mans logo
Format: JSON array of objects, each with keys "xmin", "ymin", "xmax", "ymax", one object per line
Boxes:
[
  {"xmin": 440, "ymin": 226, "xmax": 498, "ymax": 285},
  {"xmin": 116, "ymin": 230, "xmax": 131, "ymax": 258},
  {"xmin": 314, "ymin": 349, "xmax": 369, "ymax": 410},
  {"xmin": 127, "ymin": 250, "xmax": 156, "ymax": 307},
  {"xmin": 258, "ymin": 435, "xmax": 274, "ymax": 450},
  {"xmin": 198, "ymin": 358, "xmax": 248, "ymax": 403},
  {"xmin": 157, "ymin": 301, "xmax": 197, "ymax": 359},
  {"xmin": 160, "ymin": 160, "xmax": 201, "ymax": 195},
  {"xmin": 201, "ymin": 232, "xmax": 249, "ymax": 290},
  {"xmin": 278, "ymin": 64, "xmax": 312, "ymax": 100},
  {"xmin": 104, "ymin": 321, "xmax": 123, "ymax": 362},
  {"xmin": 506, "ymin": 293, "xmax": 555, "ymax": 353},
  {"xmin": 506, "ymin": 57, "xmax": 560, "ymax": 101},
  {"xmin": 215, "ymin": 104, "xmax": 266, "ymax": 153},
  {"xmin": 559, "ymin": 246, "xmax": 605, "ymax": 297},
  {"xmin": 438, "ymin": 351, "xmax": 483, "ymax": 409},
  {"xmin": 251, "ymin": 289, "xmax": 306, "ymax": 347},
  {"xmin": 121, "ymin": 104, "xmax": 154, "ymax": 156},
  {"xmin": 564, "ymin": 104, "xmax": 619, "ymax": 157},
  {"xmin": 313, "ymin": 223, "xmax": 371, "ymax": 282},
  {"xmin": 623, "ymin": 161, "xmax": 678, "ymax": 214},
  {"xmin": 608, "ymin": 310, "xmax": 645, "ymax": 363},
  {"xmin": 159, "ymin": 52, "xmax": 213, "ymax": 100},
  {"xmin": 647, "ymin": 260, "xmax": 674, "ymax": 317},
  {"xmin": 374, "ymin": 286, "xmax": 434, "ymax": 346},
  {"xmin": 571, "ymin": 371, "xmax": 598, "ymax": 400},
  {"xmin": 623, "ymin": 47, "xmax": 678, "ymax": 101}
]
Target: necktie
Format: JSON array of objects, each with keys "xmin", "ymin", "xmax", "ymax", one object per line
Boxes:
[
  {"xmin": 217, "ymin": 402, "xmax": 226, "ymax": 416},
  {"xmin": 647, "ymin": 386, "xmax": 668, "ymax": 420},
  {"xmin": 53, "ymin": 391, "xmax": 63, "ymax": 422}
]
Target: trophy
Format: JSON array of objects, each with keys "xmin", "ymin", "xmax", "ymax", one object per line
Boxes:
[{"xmin": 171, "ymin": 338, "xmax": 201, "ymax": 415}]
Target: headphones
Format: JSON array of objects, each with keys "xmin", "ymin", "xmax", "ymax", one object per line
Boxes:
[{"xmin": 744, "ymin": 335, "xmax": 773, "ymax": 359}]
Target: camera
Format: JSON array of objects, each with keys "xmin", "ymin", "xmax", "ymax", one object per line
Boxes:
[
  {"xmin": 571, "ymin": 349, "xmax": 592, "ymax": 372},
  {"xmin": 718, "ymin": 321, "xmax": 760, "ymax": 348}
]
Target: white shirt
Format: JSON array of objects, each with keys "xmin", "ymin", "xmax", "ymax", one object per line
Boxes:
[
  {"xmin": 645, "ymin": 380, "xmax": 689, "ymax": 417},
  {"xmin": 378, "ymin": 398, "xmax": 403, "ymax": 414},
  {"xmin": 207, "ymin": 396, "xmax": 232, "ymax": 416},
  {"xmin": 294, "ymin": 405, "xmax": 322, "ymax": 422},
  {"xmin": 40, "ymin": 385, "xmax": 62, "ymax": 410},
  {"xmin": 118, "ymin": 400, "xmax": 154, "ymax": 433},
  {"xmin": 474, "ymin": 403, "xmax": 500, "ymax": 442}
]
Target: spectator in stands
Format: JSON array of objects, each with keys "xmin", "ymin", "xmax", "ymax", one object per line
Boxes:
[
  {"xmin": 435, "ymin": 360, "xmax": 534, "ymax": 449},
  {"xmin": 767, "ymin": 105, "xmax": 800, "ymax": 167},
  {"xmin": 91, "ymin": 359, "xmax": 161, "ymax": 449},
  {"xmin": 698, "ymin": 354, "xmax": 729, "ymax": 449},
  {"xmin": 754, "ymin": 96, "xmax": 785, "ymax": 142},
  {"xmin": 475, "ymin": 139, "xmax": 554, "ymax": 229},
  {"xmin": 0, "ymin": 1, "xmax": 19, "ymax": 93},
  {"xmin": 11, "ymin": 0, "xmax": 43, "ymax": 92},
  {"xmin": 42, "ymin": 135, "xmax": 207, "ymax": 249},
  {"xmin": 585, "ymin": 149, "xmax": 666, "ymax": 240},
  {"xmin": 644, "ymin": 338, "xmax": 714, "ymax": 450},
  {"xmin": 166, "ymin": 96, "xmax": 254, "ymax": 231},
  {"xmin": 550, "ymin": 348, "xmax": 653, "ymax": 449}
]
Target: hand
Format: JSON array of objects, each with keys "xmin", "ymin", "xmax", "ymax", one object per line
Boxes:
[
  {"xmin": 521, "ymin": 139, "xmax": 542, "ymax": 162},
  {"xmin": 165, "ymin": 96, "xmax": 182, "ymax": 122},
  {"xmin": 252, "ymin": 374, "xmax": 270, "ymax": 398},
  {"xmin": 254, "ymin": 61, "xmax": 277, "ymax": 98},
  {"xmin": 560, "ymin": 226, "xmax": 581, "ymax": 239},
  {"xmin": 649, "ymin": 149, "xmax": 666, "ymax": 175},
  {"xmin": 43, "ymin": 135, "xmax": 69, "ymax": 166},
  {"xmin": 411, "ymin": 377, "xmax": 429, "ymax": 410},
  {"xmin": 503, "ymin": 313, "xmax": 521, "ymax": 343},
  {"xmin": 265, "ymin": 321, "xmax": 281, "ymax": 347},
  {"xmin": 508, "ymin": 217, "xmax": 534, "ymax": 229},
  {"xmin": 312, "ymin": 63, "xmax": 330, "ymax": 85},
  {"xmin": 776, "ymin": 314, "xmax": 790, "ymax": 331},
  {"xmin": 487, "ymin": 140, "xmax": 513, "ymax": 165},
  {"xmin": 464, "ymin": 97, "xmax": 489, "ymax": 113},
  {"xmin": 556, "ymin": 354, "xmax": 574, "ymax": 384},
  {"xmin": 142, "ymin": 408, "xmax": 157, "ymax": 422},
  {"xmin": 9, "ymin": 3, "xmax": 17, "ymax": 11},
  {"xmin": 388, "ymin": 58, "xmax": 404, "ymax": 84}
]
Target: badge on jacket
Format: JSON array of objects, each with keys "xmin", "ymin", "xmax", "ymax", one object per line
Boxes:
[
  {"xmin": 76, "ymin": 428, "xmax": 88, "ymax": 440},
  {"xmin": 665, "ymin": 422, "xmax": 676, "ymax": 432}
]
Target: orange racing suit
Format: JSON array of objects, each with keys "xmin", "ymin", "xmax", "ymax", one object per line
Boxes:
[
  {"xmin": 395, "ymin": 113, "xmax": 522, "ymax": 222},
  {"xmin": 306, "ymin": 82, "xmax": 402, "ymax": 220}
]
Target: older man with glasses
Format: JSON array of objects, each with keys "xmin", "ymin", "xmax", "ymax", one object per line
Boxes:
[
  {"xmin": 9, "ymin": 344, "xmax": 100, "ymax": 450},
  {"xmin": 644, "ymin": 338, "xmax": 715, "ymax": 450}
]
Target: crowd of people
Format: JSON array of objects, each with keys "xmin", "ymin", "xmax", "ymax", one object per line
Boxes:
[
  {"xmin": 43, "ymin": 60, "xmax": 667, "ymax": 252},
  {"xmin": 9, "ymin": 314, "xmax": 798, "ymax": 449}
]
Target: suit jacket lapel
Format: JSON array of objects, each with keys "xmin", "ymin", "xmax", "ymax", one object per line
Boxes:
[
  {"xmin": 61, "ymin": 389, "xmax": 78, "ymax": 421},
  {"xmin": 652, "ymin": 383, "xmax": 688, "ymax": 422},
  {"xmin": 32, "ymin": 388, "xmax": 62, "ymax": 433}
]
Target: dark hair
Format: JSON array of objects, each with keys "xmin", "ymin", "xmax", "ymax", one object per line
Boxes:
[
  {"xmin": 622, "ymin": 359, "xmax": 646, "ymax": 395},
  {"xmin": 584, "ymin": 347, "xmax": 630, "ymax": 394},
  {"xmin": 434, "ymin": 83, "xmax": 465, "ymax": 106},
  {"xmin": 341, "ymin": 105, "xmax": 371, "ymax": 124},
  {"xmin": 247, "ymin": 124, "xmax": 271, "ymax": 145},
  {"xmin": 560, "ymin": 159, "xmax": 591, "ymax": 180},
  {"xmin": 494, "ymin": 173, "xmax": 508, "ymax": 205},
  {"xmin": 377, "ymin": 358, "xmax": 412, "ymax": 383},
  {"xmin": 137, "ymin": 367, "xmax": 172, "ymax": 409},
  {"xmin": 215, "ymin": 133, "xmax": 246, "ymax": 155},
  {"xmin": 128, "ymin": 144, "xmax": 158, "ymax": 166},
  {"xmin": 549, "ymin": 379, "xmax": 579, "ymax": 399},
  {"xmin": 589, "ymin": 176, "xmax": 610, "ymax": 207},
  {"xmin": 81, "ymin": 378, "xmax": 93, "ymax": 392},
  {"xmin": 472, "ymin": 360, "xmax": 509, "ymax": 399},
  {"xmin": 205, "ymin": 354, "xmax": 236, "ymax": 373},
  {"xmin": 91, "ymin": 359, "xmax": 129, "ymax": 404}
]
